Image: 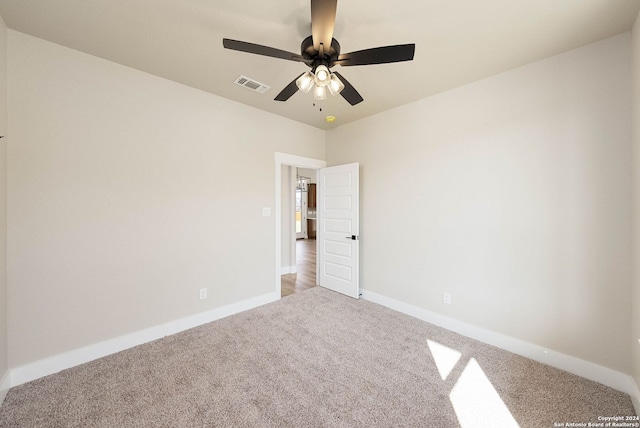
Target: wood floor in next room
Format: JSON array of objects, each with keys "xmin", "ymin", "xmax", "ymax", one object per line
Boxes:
[{"xmin": 281, "ymin": 238, "xmax": 316, "ymax": 297}]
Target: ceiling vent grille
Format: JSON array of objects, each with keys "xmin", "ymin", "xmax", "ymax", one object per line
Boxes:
[{"xmin": 234, "ymin": 75, "xmax": 270, "ymax": 93}]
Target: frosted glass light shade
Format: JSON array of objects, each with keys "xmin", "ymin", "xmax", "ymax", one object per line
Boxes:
[
  {"xmin": 296, "ymin": 71, "xmax": 315, "ymax": 93},
  {"xmin": 328, "ymin": 74, "xmax": 345, "ymax": 95},
  {"xmin": 313, "ymin": 85, "xmax": 326, "ymax": 101},
  {"xmin": 314, "ymin": 65, "xmax": 330, "ymax": 87}
]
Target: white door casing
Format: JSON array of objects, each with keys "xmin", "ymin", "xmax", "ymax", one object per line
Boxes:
[{"xmin": 318, "ymin": 163, "xmax": 360, "ymax": 299}]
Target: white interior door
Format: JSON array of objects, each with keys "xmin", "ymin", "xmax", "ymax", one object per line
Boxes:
[{"xmin": 318, "ymin": 163, "xmax": 359, "ymax": 299}]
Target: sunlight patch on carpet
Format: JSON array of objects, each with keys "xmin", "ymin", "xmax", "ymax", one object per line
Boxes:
[
  {"xmin": 449, "ymin": 358, "xmax": 520, "ymax": 428},
  {"xmin": 427, "ymin": 339, "xmax": 462, "ymax": 381}
]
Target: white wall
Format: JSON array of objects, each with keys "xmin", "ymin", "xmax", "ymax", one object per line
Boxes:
[
  {"xmin": 0, "ymin": 12, "xmax": 8, "ymax": 396},
  {"xmin": 297, "ymin": 168, "xmax": 317, "ymax": 184},
  {"xmin": 327, "ymin": 33, "xmax": 632, "ymax": 373},
  {"xmin": 632, "ymin": 11, "xmax": 640, "ymax": 402},
  {"xmin": 6, "ymin": 31, "xmax": 325, "ymax": 368},
  {"xmin": 280, "ymin": 165, "xmax": 295, "ymax": 272}
]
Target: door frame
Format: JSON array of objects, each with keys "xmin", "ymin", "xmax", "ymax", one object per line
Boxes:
[{"xmin": 274, "ymin": 153, "xmax": 326, "ymax": 297}]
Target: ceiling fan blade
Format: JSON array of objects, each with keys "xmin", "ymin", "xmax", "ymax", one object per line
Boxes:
[
  {"xmin": 274, "ymin": 73, "xmax": 304, "ymax": 102},
  {"xmin": 333, "ymin": 72, "xmax": 363, "ymax": 106},
  {"xmin": 335, "ymin": 44, "xmax": 415, "ymax": 66},
  {"xmin": 223, "ymin": 39, "xmax": 309, "ymax": 63},
  {"xmin": 311, "ymin": 0, "xmax": 337, "ymax": 52}
]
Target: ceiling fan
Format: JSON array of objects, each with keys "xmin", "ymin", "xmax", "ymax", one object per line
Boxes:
[{"xmin": 222, "ymin": 0, "xmax": 415, "ymax": 106}]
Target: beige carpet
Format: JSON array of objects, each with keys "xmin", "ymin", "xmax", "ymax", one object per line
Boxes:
[{"xmin": 0, "ymin": 287, "xmax": 635, "ymax": 427}]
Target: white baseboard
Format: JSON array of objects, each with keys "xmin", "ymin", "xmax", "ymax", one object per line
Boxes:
[
  {"xmin": 280, "ymin": 266, "xmax": 297, "ymax": 275},
  {"xmin": 361, "ymin": 289, "xmax": 636, "ymax": 397},
  {"xmin": 631, "ymin": 377, "xmax": 640, "ymax": 416},
  {"xmin": 11, "ymin": 291, "xmax": 280, "ymax": 387},
  {"xmin": 0, "ymin": 371, "xmax": 9, "ymax": 405}
]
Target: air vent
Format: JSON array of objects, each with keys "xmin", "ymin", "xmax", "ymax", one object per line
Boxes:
[{"xmin": 233, "ymin": 75, "xmax": 270, "ymax": 94}]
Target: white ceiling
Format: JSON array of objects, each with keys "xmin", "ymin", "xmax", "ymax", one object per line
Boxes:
[{"xmin": 0, "ymin": 0, "xmax": 638, "ymax": 130}]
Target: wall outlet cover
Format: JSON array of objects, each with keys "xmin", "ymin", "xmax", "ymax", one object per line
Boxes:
[{"xmin": 442, "ymin": 292, "xmax": 452, "ymax": 305}]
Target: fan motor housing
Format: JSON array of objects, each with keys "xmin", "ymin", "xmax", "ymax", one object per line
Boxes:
[{"xmin": 301, "ymin": 36, "xmax": 340, "ymax": 68}]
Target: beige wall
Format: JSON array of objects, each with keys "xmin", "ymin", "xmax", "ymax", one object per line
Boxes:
[
  {"xmin": 327, "ymin": 33, "xmax": 632, "ymax": 372},
  {"xmin": 632, "ymin": 11, "xmax": 640, "ymax": 395},
  {"xmin": 6, "ymin": 31, "xmax": 325, "ymax": 367},
  {"xmin": 0, "ymin": 13, "xmax": 8, "ymax": 383},
  {"xmin": 2, "ymin": 18, "xmax": 637, "ymax": 388}
]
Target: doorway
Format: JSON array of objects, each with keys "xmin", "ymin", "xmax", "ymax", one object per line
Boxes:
[
  {"xmin": 281, "ymin": 238, "xmax": 316, "ymax": 297},
  {"xmin": 295, "ymin": 186, "xmax": 307, "ymax": 239},
  {"xmin": 274, "ymin": 153, "xmax": 326, "ymax": 298},
  {"xmin": 283, "ymin": 168, "xmax": 317, "ymax": 297}
]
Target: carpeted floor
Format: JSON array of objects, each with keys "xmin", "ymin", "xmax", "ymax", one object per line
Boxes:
[{"xmin": 0, "ymin": 287, "xmax": 635, "ymax": 427}]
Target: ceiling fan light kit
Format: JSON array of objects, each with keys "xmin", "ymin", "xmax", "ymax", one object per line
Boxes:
[
  {"xmin": 296, "ymin": 71, "xmax": 315, "ymax": 93},
  {"xmin": 314, "ymin": 65, "xmax": 331, "ymax": 86},
  {"xmin": 328, "ymin": 74, "xmax": 344, "ymax": 96},
  {"xmin": 296, "ymin": 64, "xmax": 344, "ymax": 99},
  {"xmin": 223, "ymin": 0, "xmax": 415, "ymax": 108},
  {"xmin": 313, "ymin": 85, "xmax": 327, "ymax": 101}
]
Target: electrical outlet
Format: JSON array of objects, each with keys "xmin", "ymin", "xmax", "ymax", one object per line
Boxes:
[
  {"xmin": 442, "ymin": 292, "xmax": 451, "ymax": 305},
  {"xmin": 199, "ymin": 288, "xmax": 208, "ymax": 300}
]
